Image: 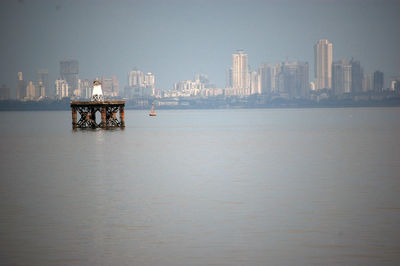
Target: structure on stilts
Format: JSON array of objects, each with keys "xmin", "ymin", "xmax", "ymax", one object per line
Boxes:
[{"xmin": 70, "ymin": 81, "xmax": 125, "ymax": 129}]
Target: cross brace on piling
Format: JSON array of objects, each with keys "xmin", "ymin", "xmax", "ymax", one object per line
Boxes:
[{"xmin": 70, "ymin": 101, "xmax": 125, "ymax": 129}]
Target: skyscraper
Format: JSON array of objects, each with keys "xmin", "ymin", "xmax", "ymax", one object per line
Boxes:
[
  {"xmin": 55, "ymin": 79, "xmax": 69, "ymax": 99},
  {"xmin": 274, "ymin": 61, "xmax": 309, "ymax": 98},
  {"xmin": 144, "ymin": 72, "xmax": 155, "ymax": 88},
  {"xmin": 78, "ymin": 79, "xmax": 92, "ymax": 99},
  {"xmin": 314, "ymin": 39, "xmax": 333, "ymax": 90},
  {"xmin": 16, "ymin": 72, "xmax": 26, "ymax": 100},
  {"xmin": 37, "ymin": 69, "xmax": 49, "ymax": 97},
  {"xmin": 101, "ymin": 76, "xmax": 113, "ymax": 97},
  {"xmin": 350, "ymin": 58, "xmax": 363, "ymax": 93},
  {"xmin": 332, "ymin": 59, "xmax": 352, "ymax": 95},
  {"xmin": 128, "ymin": 69, "xmax": 145, "ymax": 87},
  {"xmin": 272, "ymin": 62, "xmax": 284, "ymax": 93},
  {"xmin": 373, "ymin": 71, "xmax": 384, "ymax": 91},
  {"xmin": 232, "ymin": 50, "xmax": 249, "ymax": 96},
  {"xmin": 225, "ymin": 67, "xmax": 233, "ymax": 88},
  {"xmin": 112, "ymin": 76, "xmax": 120, "ymax": 97},
  {"xmin": 60, "ymin": 59, "xmax": 79, "ymax": 94},
  {"xmin": 250, "ymin": 71, "xmax": 260, "ymax": 95},
  {"xmin": 25, "ymin": 81, "xmax": 36, "ymax": 100},
  {"xmin": 258, "ymin": 63, "xmax": 273, "ymax": 94},
  {"xmin": 363, "ymin": 74, "xmax": 374, "ymax": 92},
  {"xmin": 0, "ymin": 84, "xmax": 11, "ymax": 100}
]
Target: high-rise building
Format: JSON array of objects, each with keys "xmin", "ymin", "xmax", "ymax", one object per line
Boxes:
[
  {"xmin": 373, "ymin": 71, "xmax": 384, "ymax": 92},
  {"xmin": 112, "ymin": 76, "xmax": 120, "ymax": 97},
  {"xmin": 145, "ymin": 72, "xmax": 155, "ymax": 88},
  {"xmin": 128, "ymin": 69, "xmax": 145, "ymax": 87},
  {"xmin": 126, "ymin": 70, "xmax": 154, "ymax": 98},
  {"xmin": 250, "ymin": 71, "xmax": 260, "ymax": 95},
  {"xmin": 258, "ymin": 63, "xmax": 273, "ymax": 94},
  {"xmin": 101, "ymin": 76, "xmax": 113, "ymax": 97},
  {"xmin": 25, "ymin": 81, "xmax": 36, "ymax": 100},
  {"xmin": 343, "ymin": 64, "xmax": 352, "ymax": 94},
  {"xmin": 226, "ymin": 67, "xmax": 233, "ymax": 88},
  {"xmin": 332, "ymin": 61, "xmax": 343, "ymax": 95},
  {"xmin": 275, "ymin": 61, "xmax": 309, "ymax": 98},
  {"xmin": 55, "ymin": 79, "xmax": 69, "ymax": 99},
  {"xmin": 37, "ymin": 69, "xmax": 49, "ymax": 97},
  {"xmin": 78, "ymin": 79, "xmax": 92, "ymax": 99},
  {"xmin": 232, "ymin": 50, "xmax": 249, "ymax": 96},
  {"xmin": 272, "ymin": 62, "xmax": 284, "ymax": 93},
  {"xmin": 99, "ymin": 76, "xmax": 120, "ymax": 98},
  {"xmin": 16, "ymin": 72, "xmax": 26, "ymax": 100},
  {"xmin": 314, "ymin": 39, "xmax": 333, "ymax": 90},
  {"xmin": 60, "ymin": 59, "xmax": 79, "ymax": 94},
  {"xmin": 332, "ymin": 59, "xmax": 352, "ymax": 95},
  {"xmin": 350, "ymin": 58, "xmax": 363, "ymax": 93},
  {"xmin": 363, "ymin": 74, "xmax": 374, "ymax": 92},
  {"xmin": 391, "ymin": 79, "xmax": 400, "ymax": 91},
  {"xmin": 0, "ymin": 84, "xmax": 11, "ymax": 100}
]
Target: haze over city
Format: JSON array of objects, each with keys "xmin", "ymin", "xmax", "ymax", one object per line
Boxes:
[
  {"xmin": 1, "ymin": 1, "xmax": 400, "ymax": 265},
  {"xmin": 0, "ymin": 0, "xmax": 399, "ymax": 94}
]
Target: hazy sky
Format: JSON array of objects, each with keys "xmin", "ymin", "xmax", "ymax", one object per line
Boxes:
[{"xmin": 0, "ymin": 0, "xmax": 399, "ymax": 94}]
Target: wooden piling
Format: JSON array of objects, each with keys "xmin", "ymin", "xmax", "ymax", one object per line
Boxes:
[
  {"xmin": 101, "ymin": 107, "xmax": 107, "ymax": 128},
  {"xmin": 120, "ymin": 106, "xmax": 125, "ymax": 127},
  {"xmin": 72, "ymin": 107, "xmax": 77, "ymax": 128}
]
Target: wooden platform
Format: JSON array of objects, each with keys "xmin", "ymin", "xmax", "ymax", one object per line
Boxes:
[{"xmin": 70, "ymin": 100, "xmax": 125, "ymax": 129}]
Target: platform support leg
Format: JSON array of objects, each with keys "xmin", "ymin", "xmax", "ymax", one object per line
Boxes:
[
  {"xmin": 120, "ymin": 106, "xmax": 125, "ymax": 127},
  {"xmin": 101, "ymin": 107, "xmax": 107, "ymax": 128},
  {"xmin": 72, "ymin": 107, "xmax": 77, "ymax": 129}
]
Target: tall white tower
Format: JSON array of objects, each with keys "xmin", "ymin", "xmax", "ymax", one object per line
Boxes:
[
  {"xmin": 232, "ymin": 50, "xmax": 249, "ymax": 96},
  {"xmin": 314, "ymin": 39, "xmax": 333, "ymax": 90}
]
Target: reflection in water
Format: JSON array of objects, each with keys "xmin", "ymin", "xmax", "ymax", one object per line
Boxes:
[{"xmin": 0, "ymin": 108, "xmax": 400, "ymax": 265}]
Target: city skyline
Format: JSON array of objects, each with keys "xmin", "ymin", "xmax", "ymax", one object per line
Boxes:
[
  {"xmin": 0, "ymin": 0, "xmax": 399, "ymax": 95},
  {"xmin": 5, "ymin": 40, "xmax": 399, "ymax": 102}
]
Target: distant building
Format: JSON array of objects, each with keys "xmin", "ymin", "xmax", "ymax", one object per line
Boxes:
[
  {"xmin": 343, "ymin": 63, "xmax": 352, "ymax": 94},
  {"xmin": 101, "ymin": 76, "xmax": 113, "ymax": 97},
  {"xmin": 0, "ymin": 84, "xmax": 11, "ymax": 100},
  {"xmin": 126, "ymin": 69, "xmax": 154, "ymax": 98},
  {"xmin": 332, "ymin": 59, "xmax": 352, "ymax": 95},
  {"xmin": 275, "ymin": 61, "xmax": 309, "ymax": 98},
  {"xmin": 171, "ymin": 74, "xmax": 219, "ymax": 98},
  {"xmin": 250, "ymin": 71, "xmax": 261, "ymax": 95},
  {"xmin": 16, "ymin": 72, "xmax": 26, "ymax": 100},
  {"xmin": 145, "ymin": 72, "xmax": 155, "ymax": 88},
  {"xmin": 363, "ymin": 74, "xmax": 374, "ymax": 92},
  {"xmin": 25, "ymin": 81, "xmax": 36, "ymax": 100},
  {"xmin": 373, "ymin": 71, "xmax": 384, "ymax": 92},
  {"xmin": 391, "ymin": 79, "xmax": 400, "ymax": 91},
  {"xmin": 350, "ymin": 58, "xmax": 363, "ymax": 93},
  {"xmin": 128, "ymin": 69, "xmax": 145, "ymax": 87},
  {"xmin": 112, "ymin": 76, "xmax": 120, "ymax": 97},
  {"xmin": 314, "ymin": 39, "xmax": 333, "ymax": 90},
  {"xmin": 60, "ymin": 59, "xmax": 79, "ymax": 94},
  {"xmin": 55, "ymin": 79, "xmax": 69, "ymax": 99},
  {"xmin": 232, "ymin": 50, "xmax": 250, "ymax": 96},
  {"xmin": 226, "ymin": 67, "xmax": 233, "ymax": 88},
  {"xmin": 310, "ymin": 81, "xmax": 316, "ymax": 91},
  {"xmin": 258, "ymin": 63, "xmax": 273, "ymax": 94},
  {"xmin": 37, "ymin": 69, "xmax": 49, "ymax": 97},
  {"xmin": 78, "ymin": 79, "xmax": 92, "ymax": 99},
  {"xmin": 272, "ymin": 62, "xmax": 284, "ymax": 93}
]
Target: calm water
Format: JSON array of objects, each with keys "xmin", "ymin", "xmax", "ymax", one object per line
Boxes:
[{"xmin": 0, "ymin": 108, "xmax": 400, "ymax": 265}]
